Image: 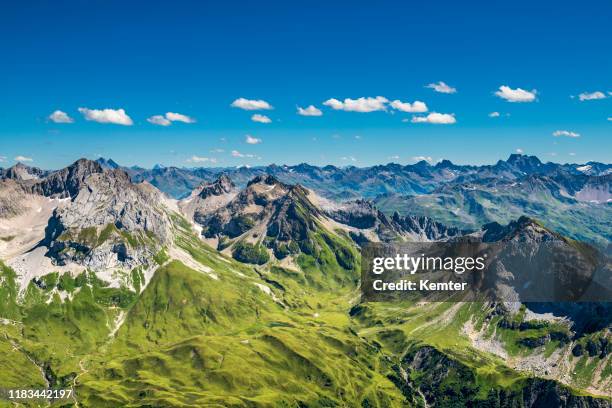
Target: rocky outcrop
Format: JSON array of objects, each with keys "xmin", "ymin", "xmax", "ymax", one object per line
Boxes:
[
  {"xmin": 0, "ymin": 180, "xmax": 28, "ymax": 218},
  {"xmin": 181, "ymin": 174, "xmax": 238, "ymax": 222},
  {"xmin": 391, "ymin": 211, "xmax": 465, "ymax": 241},
  {"xmin": 189, "ymin": 174, "xmax": 358, "ymax": 273},
  {"xmin": 197, "ymin": 174, "xmax": 234, "ymax": 199},
  {"xmin": 1, "ymin": 163, "xmax": 47, "ymax": 181},
  {"xmin": 41, "ymin": 168, "xmax": 172, "ymax": 270},
  {"xmin": 30, "ymin": 158, "xmax": 105, "ymax": 198},
  {"xmin": 195, "ymin": 175, "xmax": 323, "ymax": 258},
  {"xmin": 325, "ymin": 199, "xmax": 466, "ymax": 243},
  {"xmin": 481, "ymin": 216, "xmax": 561, "ymax": 242}
]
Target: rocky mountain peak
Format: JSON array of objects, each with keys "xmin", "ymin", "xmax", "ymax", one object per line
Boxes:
[
  {"xmin": 198, "ymin": 174, "xmax": 235, "ymax": 199},
  {"xmin": 326, "ymin": 199, "xmax": 383, "ymax": 230},
  {"xmin": 42, "ymin": 166, "xmax": 172, "ymax": 270},
  {"xmin": 482, "ymin": 216, "xmax": 558, "ymax": 242},
  {"xmin": 412, "ymin": 160, "xmax": 432, "ymax": 169},
  {"xmin": 435, "ymin": 159, "xmax": 456, "ymax": 169},
  {"xmin": 506, "ymin": 154, "xmax": 543, "ymax": 172},
  {"xmin": 247, "ymin": 174, "xmax": 283, "ymax": 187},
  {"xmin": 30, "ymin": 158, "xmax": 105, "ymax": 199},
  {"xmin": 192, "ymin": 175, "xmax": 328, "ymax": 262},
  {"xmin": 96, "ymin": 157, "xmax": 120, "ymax": 170},
  {"xmin": 324, "ymin": 199, "xmax": 465, "ymax": 243},
  {"xmin": 2, "ymin": 162, "xmax": 46, "ymax": 181}
]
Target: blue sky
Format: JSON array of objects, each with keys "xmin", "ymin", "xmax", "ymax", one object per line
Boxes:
[{"xmin": 0, "ymin": 0, "xmax": 610, "ymax": 169}]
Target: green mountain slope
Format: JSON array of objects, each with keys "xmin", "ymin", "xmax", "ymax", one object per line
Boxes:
[{"xmin": 0, "ymin": 168, "xmax": 609, "ymax": 407}]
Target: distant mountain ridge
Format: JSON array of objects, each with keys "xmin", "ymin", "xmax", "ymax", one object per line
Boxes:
[
  {"xmin": 88, "ymin": 154, "xmax": 612, "ymax": 200},
  {"xmin": 93, "ymin": 155, "xmax": 611, "ymax": 245}
]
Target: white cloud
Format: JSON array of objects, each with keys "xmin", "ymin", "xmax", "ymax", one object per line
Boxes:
[
  {"xmin": 297, "ymin": 105, "xmax": 323, "ymax": 116},
  {"xmin": 489, "ymin": 111, "xmax": 500, "ymax": 118},
  {"xmin": 78, "ymin": 107, "xmax": 133, "ymax": 125},
  {"xmin": 231, "ymin": 98, "xmax": 273, "ymax": 110},
  {"xmin": 14, "ymin": 155, "xmax": 33, "ymax": 162},
  {"xmin": 569, "ymin": 152, "xmax": 576, "ymax": 156},
  {"xmin": 608, "ymin": 117, "xmax": 612, "ymax": 121},
  {"xmin": 323, "ymin": 96, "xmax": 388, "ymax": 112},
  {"xmin": 340, "ymin": 156, "xmax": 357, "ymax": 162},
  {"xmin": 0, "ymin": 155, "xmax": 7, "ymax": 162},
  {"xmin": 187, "ymin": 155, "xmax": 216, "ymax": 163},
  {"xmin": 48, "ymin": 110, "xmax": 74, "ymax": 123},
  {"xmin": 411, "ymin": 156, "xmax": 434, "ymax": 163},
  {"xmin": 231, "ymin": 150, "xmax": 258, "ymax": 158},
  {"xmin": 251, "ymin": 114, "xmax": 271, "ymax": 123},
  {"xmin": 388, "ymin": 155, "xmax": 400, "ymax": 160},
  {"xmin": 516, "ymin": 148, "xmax": 524, "ymax": 154},
  {"xmin": 552, "ymin": 130, "xmax": 580, "ymax": 138},
  {"xmin": 390, "ymin": 100, "xmax": 428, "ymax": 113},
  {"xmin": 210, "ymin": 148, "xmax": 225, "ymax": 153},
  {"xmin": 411, "ymin": 112, "xmax": 456, "ymax": 124},
  {"xmin": 147, "ymin": 112, "xmax": 195, "ymax": 125},
  {"xmin": 426, "ymin": 81, "xmax": 457, "ymax": 94},
  {"xmin": 494, "ymin": 86, "xmax": 537, "ymax": 103},
  {"xmin": 166, "ymin": 112, "xmax": 196, "ymax": 123},
  {"xmin": 245, "ymin": 134, "xmax": 262, "ymax": 144},
  {"xmin": 578, "ymin": 91, "xmax": 606, "ymax": 101},
  {"xmin": 147, "ymin": 115, "xmax": 171, "ymax": 126}
]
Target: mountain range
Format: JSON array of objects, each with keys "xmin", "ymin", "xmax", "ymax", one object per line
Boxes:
[
  {"xmin": 91, "ymin": 154, "xmax": 612, "ymax": 201},
  {"xmin": 7, "ymin": 153, "xmax": 609, "ymax": 245},
  {"xmin": 0, "ymin": 157, "xmax": 610, "ymax": 407}
]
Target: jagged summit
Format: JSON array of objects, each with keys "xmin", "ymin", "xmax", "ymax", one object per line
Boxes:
[
  {"xmin": 30, "ymin": 158, "xmax": 105, "ymax": 199},
  {"xmin": 481, "ymin": 216, "xmax": 557, "ymax": 242},
  {"xmin": 1, "ymin": 162, "xmax": 47, "ymax": 181},
  {"xmin": 505, "ymin": 153, "xmax": 543, "ymax": 173},
  {"xmin": 96, "ymin": 157, "xmax": 120, "ymax": 170},
  {"xmin": 179, "ymin": 174, "xmax": 238, "ymax": 222},
  {"xmin": 435, "ymin": 159, "xmax": 456, "ymax": 169},
  {"xmin": 197, "ymin": 174, "xmax": 319, "ymax": 242},
  {"xmin": 197, "ymin": 174, "xmax": 235, "ymax": 199},
  {"xmin": 42, "ymin": 165, "xmax": 172, "ymax": 269},
  {"xmin": 191, "ymin": 174, "xmax": 350, "ymax": 266},
  {"xmin": 325, "ymin": 199, "xmax": 465, "ymax": 243},
  {"xmin": 246, "ymin": 174, "xmax": 285, "ymax": 187}
]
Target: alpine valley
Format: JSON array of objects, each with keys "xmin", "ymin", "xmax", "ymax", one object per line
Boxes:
[{"xmin": 0, "ymin": 155, "xmax": 610, "ymax": 407}]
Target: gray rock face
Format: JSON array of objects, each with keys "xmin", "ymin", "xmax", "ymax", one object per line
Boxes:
[
  {"xmin": 180, "ymin": 174, "xmax": 238, "ymax": 224},
  {"xmin": 30, "ymin": 158, "xmax": 105, "ymax": 198},
  {"xmin": 196, "ymin": 175, "xmax": 318, "ymax": 239},
  {"xmin": 197, "ymin": 174, "xmax": 235, "ymax": 199},
  {"xmin": 1, "ymin": 163, "xmax": 47, "ymax": 181},
  {"xmin": 0, "ymin": 180, "xmax": 28, "ymax": 218},
  {"xmin": 326, "ymin": 199, "xmax": 466, "ymax": 243},
  {"xmin": 391, "ymin": 212, "xmax": 465, "ymax": 241},
  {"xmin": 95, "ymin": 157, "xmax": 120, "ymax": 170},
  {"xmin": 42, "ymin": 168, "xmax": 172, "ymax": 270}
]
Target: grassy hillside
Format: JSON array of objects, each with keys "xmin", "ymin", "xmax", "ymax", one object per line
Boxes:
[{"xmin": 0, "ymin": 216, "xmax": 610, "ymax": 407}]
